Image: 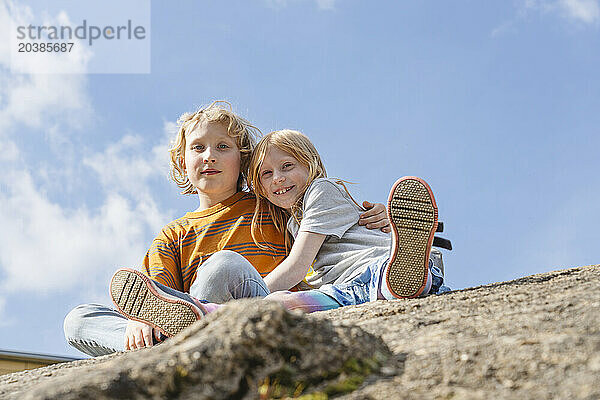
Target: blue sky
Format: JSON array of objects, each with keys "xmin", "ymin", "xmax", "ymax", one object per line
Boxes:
[{"xmin": 0, "ymin": 0, "xmax": 599, "ymax": 357}]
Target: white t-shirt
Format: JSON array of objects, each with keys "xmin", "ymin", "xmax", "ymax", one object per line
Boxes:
[{"xmin": 287, "ymin": 178, "xmax": 390, "ymax": 288}]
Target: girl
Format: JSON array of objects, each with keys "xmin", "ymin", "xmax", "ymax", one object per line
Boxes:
[
  {"xmin": 108, "ymin": 129, "xmax": 448, "ymax": 339},
  {"xmin": 248, "ymin": 129, "xmax": 447, "ymax": 311}
]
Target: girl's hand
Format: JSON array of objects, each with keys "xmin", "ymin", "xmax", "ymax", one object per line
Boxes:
[
  {"xmin": 264, "ymin": 231, "xmax": 326, "ymax": 292},
  {"xmin": 359, "ymin": 201, "xmax": 391, "ymax": 233},
  {"xmin": 124, "ymin": 319, "xmax": 162, "ymax": 350}
]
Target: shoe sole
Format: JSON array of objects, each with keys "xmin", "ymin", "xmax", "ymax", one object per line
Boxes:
[
  {"xmin": 110, "ymin": 268, "xmax": 203, "ymax": 337},
  {"xmin": 386, "ymin": 177, "xmax": 438, "ymax": 298}
]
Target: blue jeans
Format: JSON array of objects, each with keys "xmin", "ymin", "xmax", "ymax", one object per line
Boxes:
[
  {"xmin": 308, "ymin": 256, "xmax": 449, "ymax": 308},
  {"xmin": 64, "ymin": 250, "xmax": 268, "ymax": 356}
]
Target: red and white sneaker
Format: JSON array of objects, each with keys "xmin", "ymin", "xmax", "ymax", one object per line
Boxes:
[
  {"xmin": 385, "ymin": 177, "xmax": 438, "ymax": 299},
  {"xmin": 110, "ymin": 268, "xmax": 206, "ymax": 338}
]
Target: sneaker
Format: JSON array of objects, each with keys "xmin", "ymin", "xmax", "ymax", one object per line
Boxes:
[
  {"xmin": 110, "ymin": 268, "xmax": 206, "ymax": 337},
  {"xmin": 386, "ymin": 176, "xmax": 438, "ymax": 298}
]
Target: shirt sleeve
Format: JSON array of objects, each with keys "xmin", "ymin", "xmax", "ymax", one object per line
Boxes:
[
  {"xmin": 141, "ymin": 228, "xmax": 184, "ymax": 291},
  {"xmin": 298, "ymin": 180, "xmax": 361, "ymax": 239}
]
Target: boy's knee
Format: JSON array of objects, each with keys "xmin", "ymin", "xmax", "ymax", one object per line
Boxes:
[
  {"xmin": 63, "ymin": 304, "xmax": 88, "ymax": 340},
  {"xmin": 199, "ymin": 250, "xmax": 250, "ymax": 277},
  {"xmin": 208, "ymin": 250, "xmax": 246, "ymax": 264}
]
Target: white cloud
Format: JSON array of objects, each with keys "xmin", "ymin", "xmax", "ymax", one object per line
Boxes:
[
  {"xmin": 0, "ymin": 167, "xmax": 169, "ymax": 294},
  {"xmin": 0, "ymin": 72, "xmax": 91, "ymax": 131},
  {"xmin": 2, "ymin": 1, "xmax": 92, "ymax": 74},
  {"xmin": 492, "ymin": 0, "xmax": 599, "ymax": 37},
  {"xmin": 0, "ymin": 114, "xmax": 174, "ymax": 296},
  {"xmin": 315, "ymin": 0, "xmax": 336, "ymax": 10},
  {"xmin": 264, "ymin": 0, "xmax": 337, "ymax": 10},
  {"xmin": 491, "ymin": 20, "xmax": 518, "ymax": 38},
  {"xmin": 82, "ymin": 122, "xmax": 174, "ymax": 230},
  {"xmin": 523, "ymin": 0, "xmax": 600, "ymax": 24},
  {"xmin": 83, "ymin": 125, "xmax": 172, "ymax": 204},
  {"xmin": 0, "ymin": 0, "xmax": 172, "ymax": 302},
  {"xmin": 0, "ymin": 110, "xmax": 175, "ymax": 295},
  {"xmin": 0, "ymin": 139, "xmax": 19, "ymax": 161},
  {"xmin": 558, "ymin": 0, "xmax": 600, "ymax": 23},
  {"xmin": 0, "ymin": 1, "xmax": 91, "ymax": 134}
]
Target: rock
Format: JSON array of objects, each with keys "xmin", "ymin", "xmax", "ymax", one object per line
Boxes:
[
  {"xmin": 0, "ymin": 300, "xmax": 390, "ymax": 400},
  {"xmin": 316, "ymin": 265, "xmax": 600, "ymax": 399},
  {"xmin": 1, "ymin": 265, "xmax": 599, "ymax": 399}
]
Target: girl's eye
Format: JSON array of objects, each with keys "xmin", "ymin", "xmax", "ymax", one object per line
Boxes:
[
  {"xmin": 192, "ymin": 145, "xmax": 204, "ymax": 151},
  {"xmin": 218, "ymin": 143, "xmax": 230, "ymax": 149},
  {"xmin": 282, "ymin": 162, "xmax": 293, "ymax": 169},
  {"xmin": 261, "ymin": 170, "xmax": 272, "ymax": 178}
]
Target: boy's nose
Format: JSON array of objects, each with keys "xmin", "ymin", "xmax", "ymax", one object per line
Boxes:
[{"xmin": 202, "ymin": 148, "xmax": 216, "ymax": 163}]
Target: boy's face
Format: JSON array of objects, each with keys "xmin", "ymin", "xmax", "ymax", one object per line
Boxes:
[
  {"xmin": 184, "ymin": 120, "xmax": 241, "ymax": 202},
  {"xmin": 259, "ymin": 145, "xmax": 309, "ymax": 211}
]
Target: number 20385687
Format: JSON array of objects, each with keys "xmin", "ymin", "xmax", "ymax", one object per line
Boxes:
[{"xmin": 18, "ymin": 42, "xmax": 74, "ymax": 52}]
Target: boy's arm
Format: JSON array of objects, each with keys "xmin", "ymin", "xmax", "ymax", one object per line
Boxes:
[
  {"xmin": 359, "ymin": 201, "xmax": 391, "ymax": 233},
  {"xmin": 263, "ymin": 231, "xmax": 326, "ymax": 292},
  {"xmin": 142, "ymin": 234, "xmax": 183, "ymax": 291}
]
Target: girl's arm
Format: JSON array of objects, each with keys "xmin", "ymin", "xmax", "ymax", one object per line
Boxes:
[{"xmin": 263, "ymin": 230, "xmax": 326, "ymax": 292}]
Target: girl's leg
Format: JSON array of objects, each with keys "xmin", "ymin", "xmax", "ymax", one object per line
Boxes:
[
  {"xmin": 63, "ymin": 303, "xmax": 127, "ymax": 357},
  {"xmin": 264, "ymin": 266, "xmax": 376, "ymax": 313},
  {"xmin": 189, "ymin": 250, "xmax": 270, "ymax": 303},
  {"xmin": 377, "ymin": 260, "xmax": 432, "ymax": 300},
  {"xmin": 377, "ymin": 255, "xmax": 447, "ymax": 300},
  {"xmin": 264, "ymin": 290, "xmax": 341, "ymax": 313}
]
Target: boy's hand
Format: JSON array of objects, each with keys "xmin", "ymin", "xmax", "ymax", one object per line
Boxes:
[
  {"xmin": 124, "ymin": 319, "xmax": 162, "ymax": 350},
  {"xmin": 359, "ymin": 201, "xmax": 391, "ymax": 233}
]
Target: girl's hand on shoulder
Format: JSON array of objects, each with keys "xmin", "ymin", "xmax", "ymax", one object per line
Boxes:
[
  {"xmin": 124, "ymin": 319, "xmax": 162, "ymax": 350},
  {"xmin": 359, "ymin": 201, "xmax": 391, "ymax": 233}
]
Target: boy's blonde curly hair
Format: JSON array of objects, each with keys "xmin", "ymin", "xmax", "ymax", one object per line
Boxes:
[{"xmin": 169, "ymin": 101, "xmax": 261, "ymax": 194}]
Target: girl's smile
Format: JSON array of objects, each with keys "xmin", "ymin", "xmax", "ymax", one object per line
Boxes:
[{"xmin": 259, "ymin": 146, "xmax": 310, "ymax": 211}]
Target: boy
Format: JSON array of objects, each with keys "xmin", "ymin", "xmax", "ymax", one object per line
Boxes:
[{"xmin": 63, "ymin": 101, "xmax": 389, "ymax": 356}]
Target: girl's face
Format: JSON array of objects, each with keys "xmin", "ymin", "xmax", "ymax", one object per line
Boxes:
[
  {"xmin": 184, "ymin": 120, "xmax": 241, "ymax": 203},
  {"xmin": 259, "ymin": 145, "xmax": 309, "ymax": 211}
]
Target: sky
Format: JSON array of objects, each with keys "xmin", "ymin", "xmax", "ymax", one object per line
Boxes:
[{"xmin": 0, "ymin": 0, "xmax": 599, "ymax": 358}]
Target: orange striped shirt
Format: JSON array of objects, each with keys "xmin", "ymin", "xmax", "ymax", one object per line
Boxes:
[{"xmin": 142, "ymin": 192, "xmax": 285, "ymax": 292}]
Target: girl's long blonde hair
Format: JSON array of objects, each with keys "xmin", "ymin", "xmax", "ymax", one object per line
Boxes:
[{"xmin": 248, "ymin": 129, "xmax": 327, "ymax": 253}]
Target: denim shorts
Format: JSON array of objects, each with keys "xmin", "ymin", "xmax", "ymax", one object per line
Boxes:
[
  {"xmin": 316, "ymin": 257, "xmax": 386, "ymax": 307},
  {"xmin": 316, "ymin": 256, "xmax": 449, "ymax": 307}
]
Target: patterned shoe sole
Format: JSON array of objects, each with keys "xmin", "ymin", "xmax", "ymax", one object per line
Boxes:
[
  {"xmin": 110, "ymin": 269, "xmax": 202, "ymax": 337},
  {"xmin": 386, "ymin": 177, "xmax": 438, "ymax": 298}
]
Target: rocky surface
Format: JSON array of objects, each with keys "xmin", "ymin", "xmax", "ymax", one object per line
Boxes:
[{"xmin": 1, "ymin": 265, "xmax": 599, "ymax": 399}]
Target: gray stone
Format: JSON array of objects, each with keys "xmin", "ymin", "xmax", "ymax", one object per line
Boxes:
[
  {"xmin": 0, "ymin": 300, "xmax": 390, "ymax": 399},
  {"xmin": 1, "ymin": 265, "xmax": 599, "ymax": 399}
]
